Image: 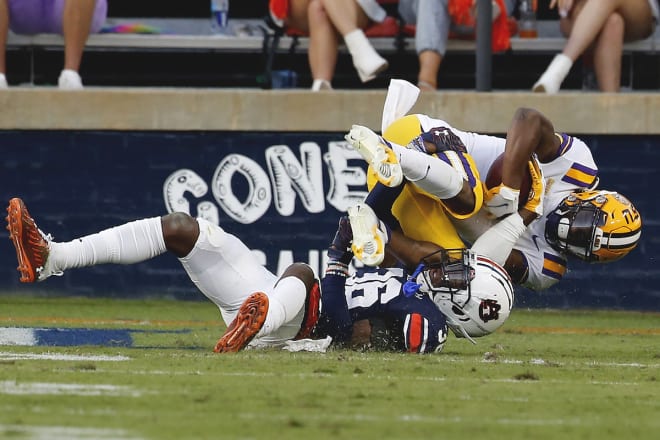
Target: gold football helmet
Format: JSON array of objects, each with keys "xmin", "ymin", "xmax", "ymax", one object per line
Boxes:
[{"xmin": 545, "ymin": 190, "xmax": 642, "ymax": 262}]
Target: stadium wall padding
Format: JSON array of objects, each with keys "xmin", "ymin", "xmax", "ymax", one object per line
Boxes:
[{"xmin": 1, "ymin": 89, "xmax": 658, "ymax": 311}]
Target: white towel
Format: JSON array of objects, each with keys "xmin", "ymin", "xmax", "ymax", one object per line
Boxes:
[{"xmin": 381, "ymin": 79, "xmax": 420, "ymax": 133}]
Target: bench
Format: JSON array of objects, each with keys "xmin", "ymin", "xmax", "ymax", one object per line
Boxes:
[
  {"xmin": 6, "ymin": 18, "xmax": 658, "ymax": 53},
  {"xmin": 5, "ymin": 17, "xmax": 659, "ymax": 88}
]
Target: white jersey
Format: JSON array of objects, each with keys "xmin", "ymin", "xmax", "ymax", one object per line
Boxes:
[{"xmin": 414, "ymin": 115, "xmax": 599, "ymax": 290}]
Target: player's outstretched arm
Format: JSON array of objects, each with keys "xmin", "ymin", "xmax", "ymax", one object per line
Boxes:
[
  {"xmin": 504, "ymin": 107, "xmax": 558, "ymax": 170},
  {"xmin": 485, "ymin": 108, "xmax": 556, "ymax": 218},
  {"xmin": 386, "ymin": 229, "xmax": 444, "ymax": 272}
]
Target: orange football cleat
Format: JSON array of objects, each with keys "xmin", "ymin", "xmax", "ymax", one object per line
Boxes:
[
  {"xmin": 214, "ymin": 292, "xmax": 269, "ymax": 353},
  {"xmin": 6, "ymin": 198, "xmax": 50, "ymax": 283}
]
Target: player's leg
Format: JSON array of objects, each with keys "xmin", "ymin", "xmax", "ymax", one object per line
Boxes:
[
  {"xmin": 346, "ymin": 123, "xmax": 479, "ymax": 216},
  {"xmin": 213, "ymin": 263, "xmax": 317, "ymax": 352},
  {"xmin": 177, "ymin": 217, "xmax": 314, "ymax": 352},
  {"xmin": 6, "ymin": 197, "xmax": 168, "ymax": 283}
]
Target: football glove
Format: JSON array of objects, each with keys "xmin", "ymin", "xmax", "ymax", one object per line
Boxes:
[
  {"xmin": 327, "ymin": 216, "xmax": 354, "ymax": 264},
  {"xmin": 522, "ymin": 154, "xmax": 545, "ymax": 217},
  {"xmin": 484, "ymin": 184, "xmax": 520, "ymax": 219}
]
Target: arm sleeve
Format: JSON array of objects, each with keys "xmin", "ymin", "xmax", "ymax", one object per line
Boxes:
[
  {"xmin": 471, "ymin": 212, "xmax": 527, "ymax": 266},
  {"xmin": 316, "ymin": 273, "xmax": 353, "ymax": 343}
]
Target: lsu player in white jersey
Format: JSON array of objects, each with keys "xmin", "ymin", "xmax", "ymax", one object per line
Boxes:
[
  {"xmin": 450, "ymin": 107, "xmax": 641, "ymax": 289},
  {"xmin": 345, "ymin": 80, "xmax": 641, "ymax": 291}
]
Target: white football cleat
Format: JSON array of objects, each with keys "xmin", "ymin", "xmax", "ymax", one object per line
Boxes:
[
  {"xmin": 347, "ymin": 202, "xmax": 386, "ymax": 267},
  {"xmin": 345, "ymin": 125, "xmax": 403, "ymax": 187}
]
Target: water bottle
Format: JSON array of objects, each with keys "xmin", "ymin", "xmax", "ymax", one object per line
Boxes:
[
  {"xmin": 518, "ymin": 0, "xmax": 538, "ymax": 38},
  {"xmin": 210, "ymin": 0, "xmax": 229, "ymax": 34}
]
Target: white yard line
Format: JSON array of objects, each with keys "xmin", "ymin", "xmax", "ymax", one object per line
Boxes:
[
  {"xmin": 0, "ymin": 351, "xmax": 130, "ymax": 361},
  {"xmin": 0, "ymin": 424, "xmax": 143, "ymax": 440},
  {"xmin": 0, "ymin": 381, "xmax": 142, "ymax": 397}
]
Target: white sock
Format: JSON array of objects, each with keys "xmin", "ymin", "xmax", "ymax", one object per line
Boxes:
[
  {"xmin": 344, "ymin": 29, "xmax": 387, "ymax": 82},
  {"xmin": 344, "ymin": 29, "xmax": 371, "ymax": 57},
  {"xmin": 49, "ymin": 217, "xmax": 167, "ymax": 272},
  {"xmin": 257, "ymin": 276, "xmax": 307, "ymax": 337},
  {"xmin": 393, "ymin": 144, "xmax": 463, "ymax": 199},
  {"xmin": 547, "ymin": 54, "xmax": 572, "ymax": 80},
  {"xmin": 311, "ymin": 79, "xmax": 332, "ymax": 91}
]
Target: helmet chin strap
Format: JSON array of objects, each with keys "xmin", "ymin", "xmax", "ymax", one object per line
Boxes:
[
  {"xmin": 403, "ymin": 263, "xmax": 425, "ymax": 297},
  {"xmin": 446, "ymin": 317, "xmax": 477, "ymax": 345}
]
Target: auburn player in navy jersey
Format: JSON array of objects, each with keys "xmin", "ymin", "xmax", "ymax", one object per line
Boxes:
[{"xmin": 315, "ymin": 215, "xmax": 514, "ymax": 353}]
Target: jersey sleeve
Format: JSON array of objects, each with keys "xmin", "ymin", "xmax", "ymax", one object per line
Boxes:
[
  {"xmin": 316, "ymin": 272, "xmax": 353, "ymax": 343},
  {"xmin": 514, "ymin": 221, "xmax": 568, "ymax": 291},
  {"xmin": 385, "ymin": 295, "xmax": 449, "ymax": 353},
  {"xmin": 540, "ymin": 134, "xmax": 599, "ymax": 194}
]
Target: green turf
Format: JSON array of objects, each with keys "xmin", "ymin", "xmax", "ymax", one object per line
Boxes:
[{"xmin": 0, "ymin": 295, "xmax": 658, "ymax": 440}]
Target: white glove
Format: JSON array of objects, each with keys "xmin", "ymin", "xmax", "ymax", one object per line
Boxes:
[{"xmin": 484, "ymin": 185, "xmax": 520, "ymax": 219}]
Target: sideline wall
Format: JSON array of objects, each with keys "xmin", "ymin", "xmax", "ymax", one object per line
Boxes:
[{"xmin": 1, "ymin": 89, "xmax": 658, "ymax": 311}]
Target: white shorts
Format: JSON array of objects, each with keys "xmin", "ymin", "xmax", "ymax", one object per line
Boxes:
[
  {"xmin": 178, "ymin": 218, "xmax": 304, "ymax": 346},
  {"xmin": 178, "ymin": 218, "xmax": 278, "ymax": 325}
]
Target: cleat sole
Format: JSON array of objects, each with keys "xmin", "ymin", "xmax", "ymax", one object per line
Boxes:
[
  {"xmin": 214, "ymin": 292, "xmax": 269, "ymax": 353},
  {"xmin": 6, "ymin": 199, "xmax": 35, "ymax": 283}
]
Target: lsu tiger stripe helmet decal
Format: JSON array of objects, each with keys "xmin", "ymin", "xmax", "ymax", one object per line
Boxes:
[{"xmin": 545, "ymin": 190, "xmax": 642, "ymax": 262}]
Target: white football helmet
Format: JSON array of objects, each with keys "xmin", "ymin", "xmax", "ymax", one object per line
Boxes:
[{"xmin": 406, "ymin": 249, "xmax": 514, "ymax": 343}]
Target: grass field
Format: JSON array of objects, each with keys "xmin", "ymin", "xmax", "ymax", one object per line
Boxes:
[{"xmin": 0, "ymin": 295, "xmax": 658, "ymax": 440}]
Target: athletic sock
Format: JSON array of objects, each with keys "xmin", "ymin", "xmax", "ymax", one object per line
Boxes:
[
  {"xmin": 393, "ymin": 144, "xmax": 463, "ymax": 198},
  {"xmin": 257, "ymin": 276, "xmax": 307, "ymax": 337},
  {"xmin": 49, "ymin": 217, "xmax": 167, "ymax": 272}
]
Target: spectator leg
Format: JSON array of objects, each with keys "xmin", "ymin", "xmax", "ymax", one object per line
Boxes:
[
  {"xmin": 592, "ymin": 12, "xmax": 625, "ymax": 92},
  {"xmin": 0, "ymin": 0, "xmax": 8, "ymax": 76},
  {"xmin": 307, "ymin": 0, "xmax": 340, "ymax": 88},
  {"xmin": 417, "ymin": 50, "xmax": 442, "ymax": 90},
  {"xmin": 62, "ymin": 0, "xmax": 96, "ymax": 72}
]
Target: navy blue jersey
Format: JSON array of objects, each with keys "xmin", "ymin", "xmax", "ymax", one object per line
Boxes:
[{"xmin": 318, "ymin": 266, "xmax": 448, "ymax": 353}]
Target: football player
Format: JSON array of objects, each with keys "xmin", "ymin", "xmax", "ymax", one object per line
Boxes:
[
  {"xmin": 6, "ymin": 197, "xmax": 321, "ymax": 353},
  {"xmin": 315, "ymin": 213, "xmax": 514, "ymax": 353},
  {"xmin": 344, "ymin": 80, "xmax": 641, "ymax": 291}
]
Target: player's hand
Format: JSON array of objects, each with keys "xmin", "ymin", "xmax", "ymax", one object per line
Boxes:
[
  {"xmin": 522, "ymin": 154, "xmax": 545, "ymax": 217},
  {"xmin": 484, "ymin": 184, "xmax": 520, "ymax": 219},
  {"xmin": 327, "ymin": 216, "xmax": 354, "ymax": 264}
]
